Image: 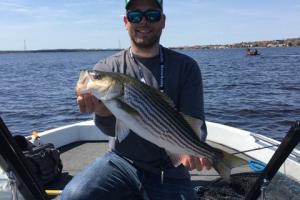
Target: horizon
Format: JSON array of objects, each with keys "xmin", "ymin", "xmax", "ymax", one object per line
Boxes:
[
  {"xmin": 1, "ymin": 36, "xmax": 299, "ymax": 52},
  {"xmin": 1, "ymin": 0, "xmax": 300, "ymax": 51}
]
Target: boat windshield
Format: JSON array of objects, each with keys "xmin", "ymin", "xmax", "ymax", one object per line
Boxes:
[{"xmin": 0, "ymin": 162, "xmax": 25, "ymax": 200}]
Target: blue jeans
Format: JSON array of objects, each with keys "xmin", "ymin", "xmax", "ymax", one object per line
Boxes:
[{"xmin": 61, "ymin": 151, "xmax": 197, "ymax": 200}]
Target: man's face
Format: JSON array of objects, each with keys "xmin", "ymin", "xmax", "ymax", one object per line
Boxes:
[{"xmin": 124, "ymin": 0, "xmax": 165, "ymax": 49}]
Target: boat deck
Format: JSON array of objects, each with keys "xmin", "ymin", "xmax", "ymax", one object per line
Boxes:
[
  {"xmin": 45, "ymin": 141, "xmax": 255, "ymax": 199},
  {"xmin": 46, "ymin": 141, "xmax": 222, "ymax": 191},
  {"xmin": 44, "ymin": 141, "xmax": 300, "ymax": 199}
]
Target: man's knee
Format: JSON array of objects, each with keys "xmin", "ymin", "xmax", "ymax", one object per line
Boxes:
[{"xmin": 61, "ymin": 185, "xmax": 85, "ymax": 200}]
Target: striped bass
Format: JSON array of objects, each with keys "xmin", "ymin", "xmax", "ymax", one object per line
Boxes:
[{"xmin": 78, "ymin": 69, "xmax": 248, "ymax": 182}]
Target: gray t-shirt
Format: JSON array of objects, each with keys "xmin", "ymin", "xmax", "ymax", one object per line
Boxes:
[{"xmin": 93, "ymin": 46, "xmax": 206, "ymax": 179}]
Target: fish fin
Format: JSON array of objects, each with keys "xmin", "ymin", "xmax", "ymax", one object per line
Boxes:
[
  {"xmin": 108, "ymin": 136, "xmax": 116, "ymax": 150},
  {"xmin": 213, "ymin": 150, "xmax": 249, "ymax": 183},
  {"xmin": 115, "ymin": 119, "xmax": 130, "ymax": 142},
  {"xmin": 181, "ymin": 113, "xmax": 205, "ymax": 141},
  {"xmin": 103, "ymin": 99, "xmax": 140, "ymax": 143},
  {"xmin": 166, "ymin": 151, "xmax": 182, "ymax": 167}
]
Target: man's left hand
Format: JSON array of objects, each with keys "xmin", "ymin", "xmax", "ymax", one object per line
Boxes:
[{"xmin": 180, "ymin": 155, "xmax": 212, "ymax": 171}]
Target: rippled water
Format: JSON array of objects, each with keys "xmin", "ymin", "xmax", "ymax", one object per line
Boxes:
[{"xmin": 0, "ymin": 47, "xmax": 299, "ymax": 140}]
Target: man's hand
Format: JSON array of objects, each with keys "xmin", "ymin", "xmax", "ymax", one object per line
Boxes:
[
  {"xmin": 76, "ymin": 88, "xmax": 112, "ymax": 116},
  {"xmin": 180, "ymin": 155, "xmax": 212, "ymax": 171}
]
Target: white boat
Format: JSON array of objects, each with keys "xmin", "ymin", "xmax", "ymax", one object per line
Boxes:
[{"xmin": 1, "ymin": 120, "xmax": 300, "ymax": 199}]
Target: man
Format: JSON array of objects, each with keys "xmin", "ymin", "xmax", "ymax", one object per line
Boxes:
[{"xmin": 62, "ymin": 0, "xmax": 210, "ymax": 199}]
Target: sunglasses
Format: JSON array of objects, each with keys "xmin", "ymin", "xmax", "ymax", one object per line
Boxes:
[{"xmin": 126, "ymin": 9, "xmax": 162, "ymax": 23}]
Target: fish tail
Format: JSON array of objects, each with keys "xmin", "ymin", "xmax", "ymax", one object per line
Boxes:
[{"xmin": 213, "ymin": 151, "xmax": 248, "ymax": 183}]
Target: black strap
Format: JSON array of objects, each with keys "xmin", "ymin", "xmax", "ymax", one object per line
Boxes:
[{"xmin": 129, "ymin": 45, "xmax": 165, "ymax": 92}]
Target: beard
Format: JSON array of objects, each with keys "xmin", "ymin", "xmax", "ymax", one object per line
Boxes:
[{"xmin": 129, "ymin": 30, "xmax": 162, "ymax": 49}]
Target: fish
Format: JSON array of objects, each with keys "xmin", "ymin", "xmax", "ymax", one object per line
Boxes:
[{"xmin": 77, "ymin": 69, "xmax": 248, "ymax": 182}]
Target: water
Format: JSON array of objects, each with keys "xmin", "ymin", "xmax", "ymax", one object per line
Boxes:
[
  {"xmin": 0, "ymin": 47, "xmax": 299, "ymax": 140},
  {"xmin": 0, "ymin": 47, "xmax": 300, "ymax": 199}
]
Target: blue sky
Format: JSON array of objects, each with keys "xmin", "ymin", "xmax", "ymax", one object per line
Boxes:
[{"xmin": 0, "ymin": 0, "xmax": 299, "ymax": 50}]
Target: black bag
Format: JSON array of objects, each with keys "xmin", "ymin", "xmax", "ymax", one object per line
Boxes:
[{"xmin": 14, "ymin": 135, "xmax": 63, "ymax": 186}]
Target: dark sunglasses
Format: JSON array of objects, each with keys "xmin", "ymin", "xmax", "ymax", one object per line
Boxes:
[{"xmin": 126, "ymin": 9, "xmax": 162, "ymax": 23}]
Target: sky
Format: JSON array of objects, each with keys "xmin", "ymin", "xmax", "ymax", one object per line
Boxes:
[{"xmin": 0, "ymin": 0, "xmax": 300, "ymax": 50}]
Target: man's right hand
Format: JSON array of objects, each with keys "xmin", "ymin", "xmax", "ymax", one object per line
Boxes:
[
  {"xmin": 76, "ymin": 92, "xmax": 112, "ymax": 117},
  {"xmin": 76, "ymin": 71, "xmax": 112, "ymax": 116}
]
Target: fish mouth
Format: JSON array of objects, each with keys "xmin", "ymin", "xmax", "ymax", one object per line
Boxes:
[{"xmin": 84, "ymin": 70, "xmax": 124, "ymax": 101}]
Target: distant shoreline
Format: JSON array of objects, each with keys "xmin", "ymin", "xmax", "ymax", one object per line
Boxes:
[
  {"xmin": 0, "ymin": 46, "xmax": 298, "ymax": 54},
  {"xmin": 0, "ymin": 48, "xmax": 120, "ymax": 54},
  {"xmin": 1, "ymin": 37, "xmax": 299, "ymax": 54}
]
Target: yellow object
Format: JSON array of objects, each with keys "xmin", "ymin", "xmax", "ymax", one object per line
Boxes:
[
  {"xmin": 45, "ymin": 189, "xmax": 62, "ymax": 196},
  {"xmin": 32, "ymin": 130, "xmax": 40, "ymax": 139}
]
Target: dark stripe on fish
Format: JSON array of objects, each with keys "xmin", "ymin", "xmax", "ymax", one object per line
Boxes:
[
  {"xmin": 125, "ymin": 85, "xmax": 187, "ymax": 147},
  {"xmin": 125, "ymin": 82, "xmax": 214, "ymax": 158}
]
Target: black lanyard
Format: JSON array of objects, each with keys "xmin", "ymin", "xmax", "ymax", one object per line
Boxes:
[
  {"xmin": 129, "ymin": 45, "xmax": 166, "ymax": 184},
  {"xmin": 129, "ymin": 45, "xmax": 165, "ymax": 92}
]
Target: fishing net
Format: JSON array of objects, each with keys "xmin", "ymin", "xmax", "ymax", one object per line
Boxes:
[{"xmin": 195, "ymin": 172, "xmax": 261, "ymax": 200}]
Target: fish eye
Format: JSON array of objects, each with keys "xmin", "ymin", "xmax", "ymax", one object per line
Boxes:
[
  {"xmin": 93, "ymin": 74, "xmax": 102, "ymax": 79},
  {"xmin": 89, "ymin": 71, "xmax": 102, "ymax": 80}
]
